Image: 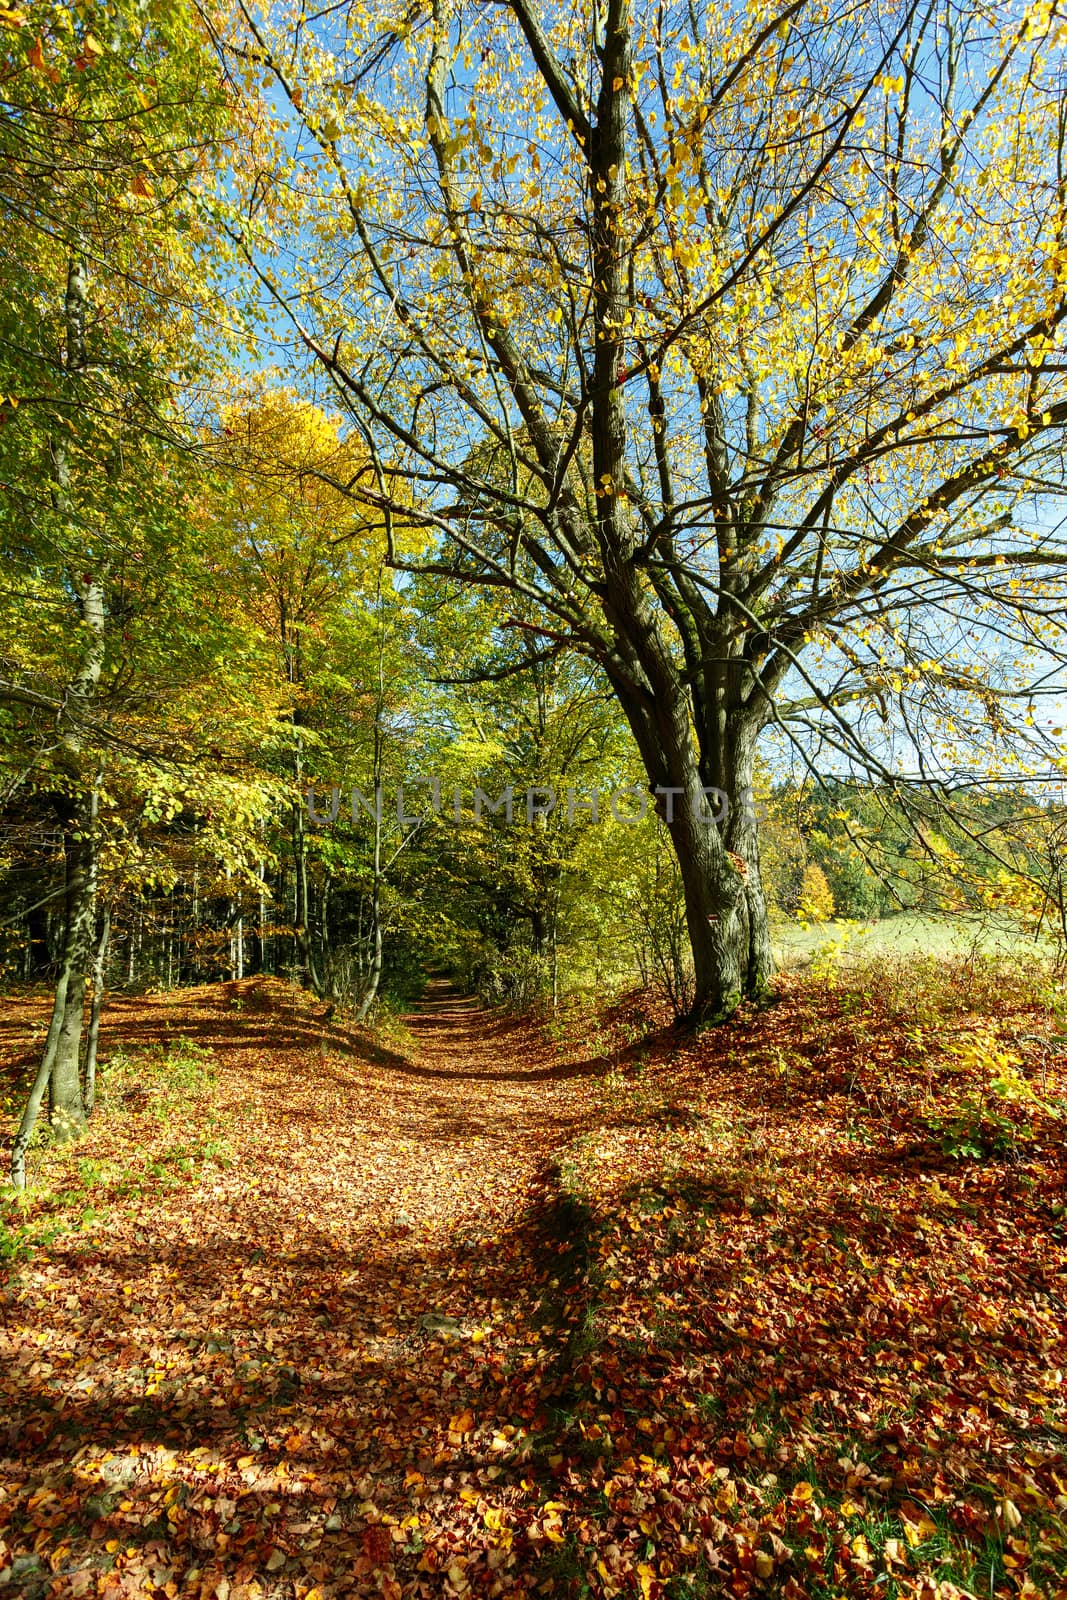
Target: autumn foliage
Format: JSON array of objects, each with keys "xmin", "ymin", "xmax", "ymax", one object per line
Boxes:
[
  {"xmin": 2, "ymin": 960, "xmax": 1065, "ymax": 1598},
  {"xmin": 4, "ymin": 1, "xmax": 1067, "ymax": 1594}
]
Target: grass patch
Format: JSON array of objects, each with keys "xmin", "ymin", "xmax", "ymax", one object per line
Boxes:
[{"xmin": 1, "ymin": 1035, "xmax": 229, "ymax": 1284}]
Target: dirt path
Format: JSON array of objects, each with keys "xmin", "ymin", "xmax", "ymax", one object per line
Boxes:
[
  {"xmin": 0, "ymin": 977, "xmax": 603, "ymax": 1600},
  {"xmin": 5, "ymin": 971, "xmax": 1067, "ymax": 1599}
]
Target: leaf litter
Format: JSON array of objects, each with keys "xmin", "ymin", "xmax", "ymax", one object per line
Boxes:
[{"xmin": 0, "ymin": 960, "xmax": 1064, "ymax": 1599}]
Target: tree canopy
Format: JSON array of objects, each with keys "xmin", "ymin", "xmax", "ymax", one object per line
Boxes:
[
  {"xmin": 203, "ymin": 0, "xmax": 1067, "ymax": 1013},
  {"xmin": 3, "ymin": 0, "xmax": 1067, "ymax": 1180}
]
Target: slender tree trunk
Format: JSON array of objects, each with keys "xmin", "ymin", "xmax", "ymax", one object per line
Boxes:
[
  {"xmin": 319, "ymin": 876, "xmax": 335, "ymax": 997},
  {"xmin": 10, "ymin": 954, "xmax": 75, "ymax": 1189},
  {"xmin": 10, "ymin": 801, "xmax": 96, "ymax": 1185},
  {"xmin": 29, "ymin": 250, "xmax": 108, "ymax": 1136},
  {"xmin": 191, "ymin": 861, "xmax": 199, "ymax": 980},
  {"xmin": 550, "ymin": 881, "xmax": 560, "ymax": 1016},
  {"xmin": 256, "ymin": 858, "xmax": 267, "ymax": 974},
  {"xmin": 356, "ymin": 857, "xmax": 383, "ymax": 1022},
  {"xmin": 49, "ymin": 808, "xmax": 98, "ymax": 1135},
  {"xmin": 225, "ymin": 864, "xmax": 235, "ymax": 979},
  {"xmin": 83, "ymin": 902, "xmax": 111, "ymax": 1117},
  {"xmin": 356, "ymin": 594, "xmax": 388, "ymax": 1022},
  {"xmin": 26, "ymin": 905, "xmax": 51, "ymax": 978},
  {"xmin": 292, "ymin": 803, "xmax": 325, "ymax": 994}
]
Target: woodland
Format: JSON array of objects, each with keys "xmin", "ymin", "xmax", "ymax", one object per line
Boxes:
[{"xmin": 2, "ymin": 0, "xmax": 1067, "ymax": 1597}]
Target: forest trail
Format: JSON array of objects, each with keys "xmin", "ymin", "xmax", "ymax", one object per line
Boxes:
[
  {"xmin": 0, "ymin": 975, "xmax": 612, "ymax": 1599},
  {"xmin": 5, "ymin": 973, "xmax": 1066, "ymax": 1599}
]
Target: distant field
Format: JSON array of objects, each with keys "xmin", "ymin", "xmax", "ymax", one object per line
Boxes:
[{"xmin": 770, "ymin": 911, "xmax": 1056, "ymax": 967}]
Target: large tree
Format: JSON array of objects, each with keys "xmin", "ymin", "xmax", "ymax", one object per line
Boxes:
[{"xmin": 216, "ymin": 0, "xmax": 1067, "ymax": 1016}]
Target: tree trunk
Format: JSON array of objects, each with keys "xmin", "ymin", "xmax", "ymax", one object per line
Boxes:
[
  {"xmin": 612, "ymin": 661, "xmax": 773, "ymax": 1019},
  {"xmin": 558, "ymin": 37, "xmax": 769, "ymax": 1019},
  {"xmin": 29, "ymin": 249, "xmax": 107, "ymax": 1141},
  {"xmin": 292, "ymin": 803, "xmax": 325, "ymax": 994},
  {"xmin": 356, "ymin": 825, "xmax": 383, "ymax": 1021},
  {"xmin": 666, "ymin": 724, "xmax": 773, "ymax": 1019},
  {"xmin": 191, "ymin": 861, "xmax": 199, "ymax": 980},
  {"xmin": 256, "ymin": 858, "xmax": 267, "ymax": 973},
  {"xmin": 356, "ymin": 587, "xmax": 388, "ymax": 1022},
  {"xmin": 84, "ymin": 902, "xmax": 111, "ymax": 1117},
  {"xmin": 26, "ymin": 905, "xmax": 52, "ymax": 978},
  {"xmin": 10, "ymin": 807, "xmax": 95, "ymax": 1185},
  {"xmin": 10, "ymin": 951, "xmax": 75, "ymax": 1189},
  {"xmin": 716, "ymin": 722, "xmax": 774, "ymax": 1001},
  {"xmin": 226, "ymin": 864, "xmax": 236, "ymax": 979},
  {"xmin": 49, "ymin": 812, "xmax": 96, "ymax": 1137},
  {"xmin": 549, "ymin": 881, "xmax": 560, "ymax": 1016}
]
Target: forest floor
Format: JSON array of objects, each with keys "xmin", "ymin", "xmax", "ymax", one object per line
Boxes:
[{"xmin": 1, "ymin": 960, "xmax": 1067, "ymax": 1600}]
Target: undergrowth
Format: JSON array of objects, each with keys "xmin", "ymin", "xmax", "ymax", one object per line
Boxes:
[
  {"xmin": 535, "ymin": 948, "xmax": 1067, "ymax": 1599},
  {"xmin": 1, "ymin": 1035, "xmax": 228, "ymax": 1285}
]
